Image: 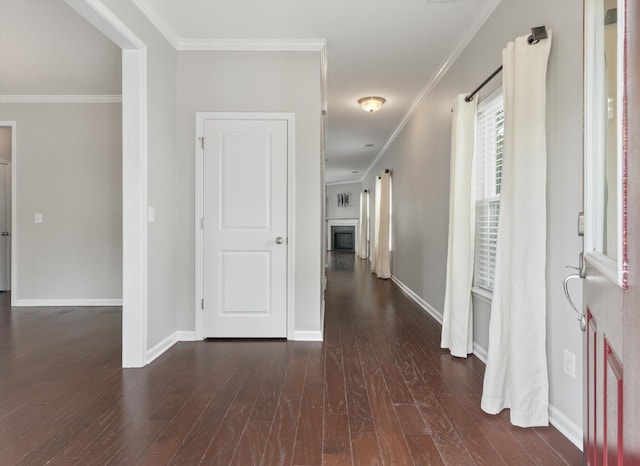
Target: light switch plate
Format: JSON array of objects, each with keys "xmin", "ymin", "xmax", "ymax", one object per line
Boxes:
[{"xmin": 35, "ymin": 213, "xmax": 43, "ymax": 224}]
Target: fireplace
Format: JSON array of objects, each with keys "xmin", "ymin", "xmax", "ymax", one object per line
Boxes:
[{"xmin": 331, "ymin": 225, "xmax": 355, "ymax": 252}]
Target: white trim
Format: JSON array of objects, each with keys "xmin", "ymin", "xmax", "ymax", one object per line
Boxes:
[
  {"xmin": 146, "ymin": 331, "xmax": 178, "ymax": 364},
  {"xmin": 292, "ymin": 330, "xmax": 323, "ymax": 341},
  {"xmin": 325, "ymin": 180, "xmax": 362, "ymax": 187},
  {"xmin": 14, "ymin": 299, "xmax": 123, "ymax": 307},
  {"xmin": 132, "ymin": 0, "xmax": 180, "ymax": 48},
  {"xmin": 132, "ymin": 0, "xmax": 327, "ymax": 52},
  {"xmin": 177, "ymin": 330, "xmax": 198, "ymax": 341},
  {"xmin": 473, "ymin": 342, "xmax": 488, "ymax": 363},
  {"xmin": 390, "ymin": 275, "xmax": 443, "ymax": 325},
  {"xmin": 177, "ymin": 38, "xmax": 327, "ymax": 52},
  {"xmin": 194, "ymin": 112, "xmax": 296, "ymax": 341},
  {"xmin": 64, "ymin": 0, "xmax": 145, "ymax": 49},
  {"xmin": 391, "ymin": 269, "xmax": 583, "ymax": 451},
  {"xmin": 66, "ymin": 0, "xmax": 149, "ymax": 369},
  {"xmin": 471, "ymin": 286, "xmax": 493, "ymax": 305},
  {"xmin": 471, "ymin": 344, "xmax": 582, "ymax": 450},
  {"xmin": 549, "ymin": 404, "xmax": 583, "ymax": 451},
  {"xmin": 360, "ymin": 0, "xmax": 502, "ymax": 182},
  {"xmin": 583, "ymin": 0, "xmax": 625, "ymax": 288},
  {"xmin": 0, "ymin": 95, "xmax": 122, "ymax": 104},
  {"xmin": 121, "ymin": 48, "xmax": 149, "ymax": 368},
  {"xmin": 326, "ymin": 218, "xmax": 358, "ymax": 252}
]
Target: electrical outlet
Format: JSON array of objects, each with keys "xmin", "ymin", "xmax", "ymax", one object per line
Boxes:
[{"xmin": 563, "ymin": 349, "xmax": 576, "ymax": 379}]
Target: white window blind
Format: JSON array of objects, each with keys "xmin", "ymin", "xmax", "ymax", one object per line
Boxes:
[{"xmin": 474, "ymin": 90, "xmax": 504, "ymax": 292}]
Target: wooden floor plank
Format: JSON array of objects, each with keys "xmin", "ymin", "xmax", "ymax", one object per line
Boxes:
[
  {"xmin": 0, "ymin": 253, "xmax": 582, "ymax": 465},
  {"xmin": 292, "ymin": 343, "xmax": 324, "ymax": 466}
]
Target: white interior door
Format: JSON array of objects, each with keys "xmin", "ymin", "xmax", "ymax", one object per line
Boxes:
[
  {"xmin": 0, "ymin": 162, "xmax": 10, "ymax": 291},
  {"xmin": 202, "ymin": 118, "xmax": 288, "ymax": 338}
]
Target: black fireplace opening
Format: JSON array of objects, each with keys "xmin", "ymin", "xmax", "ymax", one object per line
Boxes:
[{"xmin": 332, "ymin": 226, "xmax": 355, "ymax": 252}]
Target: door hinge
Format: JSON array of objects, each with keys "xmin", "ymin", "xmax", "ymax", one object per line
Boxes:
[
  {"xmin": 200, "ymin": 218, "xmax": 204, "ymax": 230},
  {"xmin": 201, "ymin": 298, "xmax": 204, "ymax": 310},
  {"xmin": 199, "ymin": 137, "xmax": 204, "ymax": 150}
]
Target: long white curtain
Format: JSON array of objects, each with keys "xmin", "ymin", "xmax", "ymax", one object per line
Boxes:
[
  {"xmin": 371, "ymin": 171, "xmax": 391, "ymax": 278},
  {"xmin": 357, "ymin": 191, "xmax": 369, "ymax": 259},
  {"xmin": 481, "ymin": 32, "xmax": 552, "ymax": 427},
  {"xmin": 441, "ymin": 95, "xmax": 478, "ymax": 358}
]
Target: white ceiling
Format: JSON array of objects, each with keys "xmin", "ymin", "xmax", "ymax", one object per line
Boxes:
[{"xmin": 133, "ymin": 0, "xmax": 501, "ymax": 184}]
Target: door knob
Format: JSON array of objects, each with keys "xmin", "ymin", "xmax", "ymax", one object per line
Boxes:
[
  {"xmin": 275, "ymin": 236, "xmax": 285, "ymax": 244},
  {"xmin": 1, "ymin": 232, "xmax": 8, "ymax": 237}
]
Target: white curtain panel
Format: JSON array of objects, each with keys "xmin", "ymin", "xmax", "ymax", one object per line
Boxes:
[
  {"xmin": 371, "ymin": 171, "xmax": 391, "ymax": 278},
  {"xmin": 441, "ymin": 95, "xmax": 478, "ymax": 358},
  {"xmin": 481, "ymin": 31, "xmax": 552, "ymax": 427},
  {"xmin": 357, "ymin": 191, "xmax": 369, "ymax": 259},
  {"xmin": 371, "ymin": 177, "xmax": 382, "ymax": 269}
]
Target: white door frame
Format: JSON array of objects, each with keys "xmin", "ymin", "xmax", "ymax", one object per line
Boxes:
[
  {"xmin": 65, "ymin": 0, "xmax": 149, "ymax": 367},
  {"xmin": 195, "ymin": 112, "xmax": 296, "ymax": 340}
]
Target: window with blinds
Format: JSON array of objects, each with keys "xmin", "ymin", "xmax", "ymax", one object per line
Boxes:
[{"xmin": 473, "ymin": 90, "xmax": 504, "ymax": 292}]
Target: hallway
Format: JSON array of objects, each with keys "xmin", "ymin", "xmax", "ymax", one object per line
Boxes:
[{"xmin": 0, "ymin": 253, "xmax": 581, "ymax": 465}]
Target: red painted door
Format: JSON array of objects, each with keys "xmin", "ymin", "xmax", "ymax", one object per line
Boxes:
[{"xmin": 583, "ymin": 1, "xmax": 639, "ymax": 464}]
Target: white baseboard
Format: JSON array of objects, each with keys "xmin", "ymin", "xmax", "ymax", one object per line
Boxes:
[
  {"xmin": 292, "ymin": 330, "xmax": 323, "ymax": 341},
  {"xmin": 390, "ymin": 275, "xmax": 443, "ymax": 325},
  {"xmin": 549, "ymin": 404, "xmax": 583, "ymax": 451},
  {"xmin": 13, "ymin": 298, "xmax": 123, "ymax": 307},
  {"xmin": 177, "ymin": 330, "xmax": 199, "ymax": 341},
  {"xmin": 473, "ymin": 342, "xmax": 488, "ymax": 364},
  {"xmin": 382, "ymin": 275, "xmax": 584, "ymax": 453},
  {"xmin": 147, "ymin": 331, "xmax": 178, "ymax": 364}
]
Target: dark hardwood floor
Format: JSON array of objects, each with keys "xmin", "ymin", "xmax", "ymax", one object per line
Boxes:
[{"xmin": 0, "ymin": 252, "xmax": 582, "ymax": 465}]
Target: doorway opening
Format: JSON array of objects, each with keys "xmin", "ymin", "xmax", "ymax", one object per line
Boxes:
[{"xmin": 0, "ymin": 123, "xmax": 13, "ymax": 296}]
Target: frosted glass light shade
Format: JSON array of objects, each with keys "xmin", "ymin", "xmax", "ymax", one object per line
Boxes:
[{"xmin": 358, "ymin": 96, "xmax": 386, "ymax": 112}]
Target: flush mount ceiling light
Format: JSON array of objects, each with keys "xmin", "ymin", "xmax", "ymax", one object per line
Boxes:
[{"xmin": 358, "ymin": 96, "xmax": 386, "ymax": 113}]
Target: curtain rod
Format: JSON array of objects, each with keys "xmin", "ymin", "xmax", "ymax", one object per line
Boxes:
[{"xmin": 464, "ymin": 25, "xmax": 548, "ymax": 103}]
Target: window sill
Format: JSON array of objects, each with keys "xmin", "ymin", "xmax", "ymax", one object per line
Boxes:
[{"xmin": 471, "ymin": 287, "xmax": 493, "ymax": 305}]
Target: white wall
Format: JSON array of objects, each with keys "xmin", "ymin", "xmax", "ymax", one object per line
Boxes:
[
  {"xmin": 326, "ymin": 182, "xmax": 361, "ymax": 219},
  {"xmin": 362, "ymin": 0, "xmax": 584, "ymax": 443},
  {"xmin": 0, "ymin": 103, "xmax": 122, "ymax": 301},
  {"xmin": 0, "ymin": 128, "xmax": 11, "ymax": 160},
  {"xmin": 101, "ymin": 0, "xmax": 178, "ymax": 351},
  {"xmin": 175, "ymin": 51, "xmax": 322, "ymax": 335}
]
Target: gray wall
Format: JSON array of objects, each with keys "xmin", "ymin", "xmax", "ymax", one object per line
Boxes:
[
  {"xmin": 0, "ymin": 0, "xmax": 124, "ymax": 303},
  {"xmin": 326, "ymin": 182, "xmax": 361, "ymax": 219},
  {"xmin": 362, "ymin": 0, "xmax": 584, "ymax": 435},
  {"xmin": 0, "ymin": 103, "xmax": 122, "ymax": 300},
  {"xmin": 176, "ymin": 51, "xmax": 323, "ymax": 334},
  {"xmin": 102, "ymin": 0, "xmax": 178, "ymax": 350},
  {"xmin": 0, "ymin": 0, "xmax": 121, "ymax": 95},
  {"xmin": 0, "ymin": 128, "xmax": 11, "ymax": 160}
]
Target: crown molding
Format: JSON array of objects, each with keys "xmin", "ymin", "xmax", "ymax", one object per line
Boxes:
[
  {"xmin": 0, "ymin": 95, "xmax": 122, "ymax": 104},
  {"xmin": 360, "ymin": 0, "xmax": 502, "ymax": 182},
  {"xmin": 326, "ymin": 180, "xmax": 362, "ymax": 187},
  {"xmin": 132, "ymin": 0, "xmax": 326, "ymax": 52},
  {"xmin": 132, "ymin": 0, "xmax": 180, "ymax": 48},
  {"xmin": 176, "ymin": 38, "xmax": 327, "ymax": 52}
]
